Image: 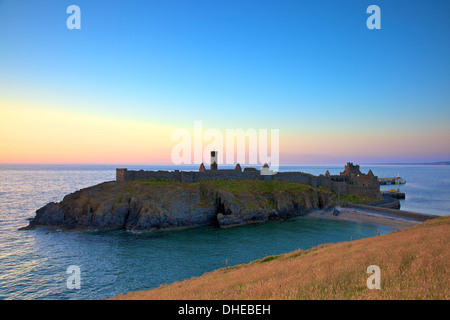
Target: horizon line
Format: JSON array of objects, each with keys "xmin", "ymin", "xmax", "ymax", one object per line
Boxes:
[{"xmin": 0, "ymin": 161, "xmax": 448, "ymax": 167}]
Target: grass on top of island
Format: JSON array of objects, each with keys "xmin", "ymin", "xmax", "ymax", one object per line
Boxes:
[
  {"xmin": 134, "ymin": 178, "xmax": 331, "ymax": 196},
  {"xmin": 130, "ymin": 179, "xmax": 380, "ymax": 207},
  {"xmin": 113, "ymin": 215, "xmax": 450, "ymax": 300},
  {"xmin": 201, "ymin": 179, "xmax": 321, "ymax": 195}
]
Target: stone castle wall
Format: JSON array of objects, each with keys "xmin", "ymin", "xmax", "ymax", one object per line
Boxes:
[
  {"xmin": 116, "ymin": 169, "xmax": 182, "ymax": 182},
  {"xmin": 354, "ymin": 174, "xmax": 377, "ymax": 187},
  {"xmin": 117, "ymin": 169, "xmax": 318, "ymax": 184},
  {"xmin": 116, "ymin": 168, "xmax": 263, "ymax": 183},
  {"xmin": 346, "ymin": 184, "xmax": 381, "ymax": 199}
]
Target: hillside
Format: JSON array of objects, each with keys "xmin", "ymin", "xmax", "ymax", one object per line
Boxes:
[{"xmin": 113, "ymin": 215, "xmax": 450, "ymax": 300}]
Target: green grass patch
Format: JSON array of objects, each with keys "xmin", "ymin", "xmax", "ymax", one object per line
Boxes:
[
  {"xmin": 267, "ymin": 198, "xmax": 276, "ymax": 209},
  {"xmin": 287, "ymin": 251, "xmax": 305, "ymax": 259},
  {"xmin": 200, "ymin": 179, "xmax": 313, "ymax": 196},
  {"xmin": 133, "ymin": 178, "xmax": 181, "ymax": 184},
  {"xmin": 258, "ymin": 255, "xmax": 281, "ymax": 263}
]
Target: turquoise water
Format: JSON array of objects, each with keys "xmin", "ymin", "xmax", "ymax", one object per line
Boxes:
[{"xmin": 0, "ymin": 165, "xmax": 448, "ymax": 299}]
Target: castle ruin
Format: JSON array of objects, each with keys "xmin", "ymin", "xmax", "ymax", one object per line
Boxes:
[{"xmin": 116, "ymin": 154, "xmax": 380, "ymax": 199}]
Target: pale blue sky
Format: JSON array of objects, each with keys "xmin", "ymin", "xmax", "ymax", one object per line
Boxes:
[{"xmin": 0, "ymin": 0, "xmax": 449, "ymax": 163}]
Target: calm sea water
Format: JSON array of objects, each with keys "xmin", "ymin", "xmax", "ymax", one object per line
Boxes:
[{"xmin": 0, "ymin": 164, "xmax": 448, "ymax": 300}]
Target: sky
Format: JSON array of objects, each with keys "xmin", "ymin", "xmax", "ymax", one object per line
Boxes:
[{"xmin": 0, "ymin": 0, "xmax": 449, "ymax": 165}]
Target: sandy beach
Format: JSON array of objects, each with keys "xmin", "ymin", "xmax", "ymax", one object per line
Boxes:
[{"xmin": 307, "ymin": 206, "xmax": 421, "ymax": 229}]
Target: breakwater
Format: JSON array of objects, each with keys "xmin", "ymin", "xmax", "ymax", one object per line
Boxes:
[{"xmin": 342, "ymin": 203, "xmax": 438, "ymax": 222}]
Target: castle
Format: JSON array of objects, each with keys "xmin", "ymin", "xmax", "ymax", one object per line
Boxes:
[{"xmin": 116, "ymin": 152, "xmax": 380, "ymax": 199}]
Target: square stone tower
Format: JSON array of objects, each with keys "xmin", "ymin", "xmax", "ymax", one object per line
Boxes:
[{"xmin": 211, "ymin": 151, "xmax": 218, "ymax": 171}]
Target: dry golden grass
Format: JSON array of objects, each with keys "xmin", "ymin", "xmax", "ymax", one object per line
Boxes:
[{"xmin": 113, "ymin": 216, "xmax": 450, "ymax": 300}]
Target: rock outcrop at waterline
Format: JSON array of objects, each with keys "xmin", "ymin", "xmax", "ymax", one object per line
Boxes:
[{"xmin": 20, "ymin": 179, "xmax": 335, "ymax": 231}]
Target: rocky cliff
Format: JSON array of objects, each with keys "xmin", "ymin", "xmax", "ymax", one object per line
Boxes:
[{"xmin": 21, "ymin": 179, "xmax": 335, "ymax": 231}]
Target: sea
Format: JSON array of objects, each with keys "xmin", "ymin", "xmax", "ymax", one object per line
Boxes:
[{"xmin": 0, "ymin": 164, "xmax": 448, "ymax": 300}]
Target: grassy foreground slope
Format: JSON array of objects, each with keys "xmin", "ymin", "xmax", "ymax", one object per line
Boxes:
[{"xmin": 114, "ymin": 216, "xmax": 450, "ymax": 300}]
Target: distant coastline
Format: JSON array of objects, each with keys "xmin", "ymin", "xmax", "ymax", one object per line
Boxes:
[
  {"xmin": 370, "ymin": 161, "xmax": 450, "ymax": 166},
  {"xmin": 1, "ymin": 161, "xmax": 449, "ymax": 167}
]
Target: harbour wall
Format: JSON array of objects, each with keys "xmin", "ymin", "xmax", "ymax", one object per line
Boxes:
[{"xmin": 343, "ymin": 203, "xmax": 438, "ymax": 222}]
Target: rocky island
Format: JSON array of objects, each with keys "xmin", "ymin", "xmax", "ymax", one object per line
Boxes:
[
  {"xmin": 21, "ymin": 156, "xmax": 387, "ymax": 232},
  {"xmin": 21, "ymin": 179, "xmax": 335, "ymax": 231}
]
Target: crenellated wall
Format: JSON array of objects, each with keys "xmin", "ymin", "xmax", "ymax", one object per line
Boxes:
[
  {"xmin": 117, "ymin": 169, "xmax": 262, "ymax": 183},
  {"xmin": 116, "ymin": 169, "xmax": 182, "ymax": 182}
]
